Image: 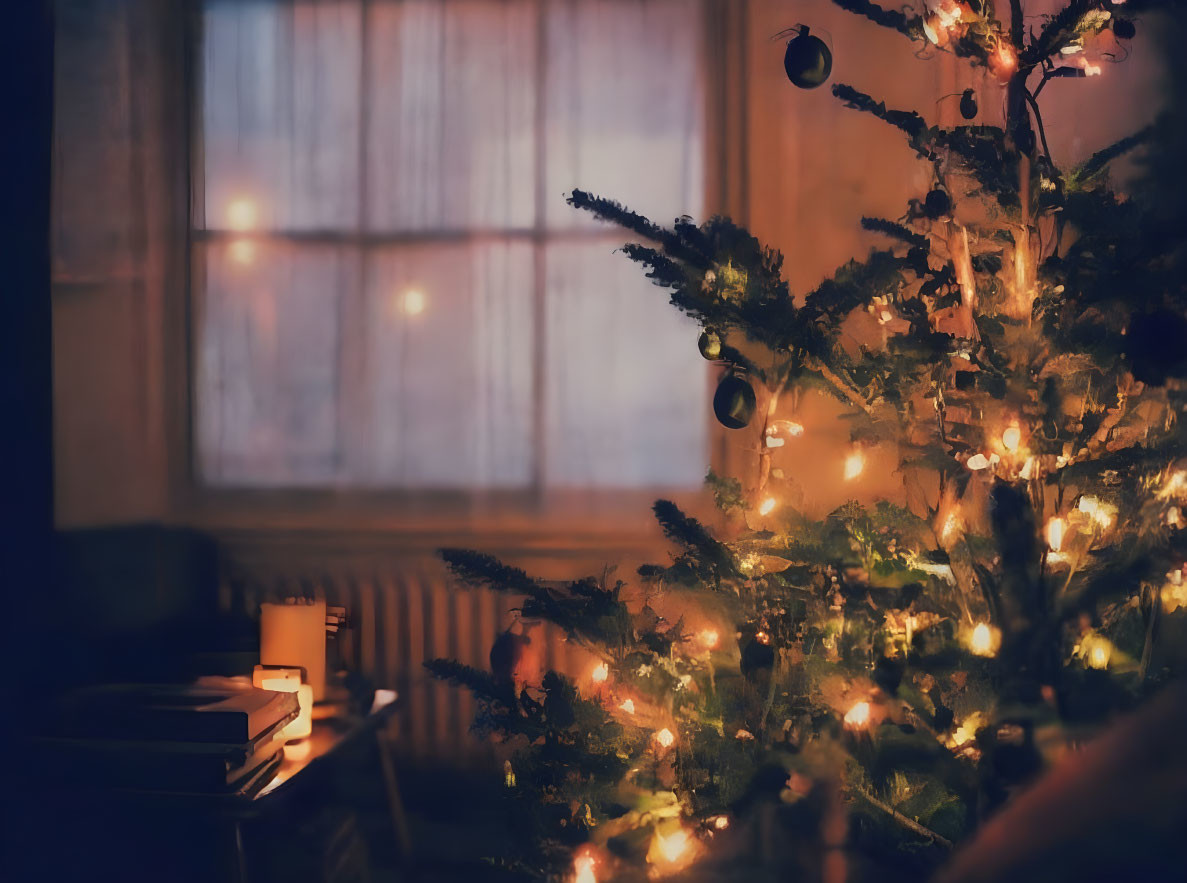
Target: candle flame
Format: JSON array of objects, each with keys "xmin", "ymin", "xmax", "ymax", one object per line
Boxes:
[
  {"xmin": 655, "ymin": 728, "xmax": 675, "ymax": 748},
  {"xmin": 712, "ymin": 815, "xmax": 729, "ymax": 830},
  {"xmin": 758, "ymin": 496, "xmax": 777, "ymax": 516},
  {"xmin": 591, "ymin": 662, "xmax": 609, "ymax": 683},
  {"xmin": 619, "ymin": 698, "xmax": 635, "ymax": 714}
]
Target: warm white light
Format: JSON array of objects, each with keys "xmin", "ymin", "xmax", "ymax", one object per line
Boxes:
[
  {"xmin": 656, "ymin": 828, "xmax": 690, "ymax": 863},
  {"xmin": 591, "ymin": 662, "xmax": 609, "ymax": 683},
  {"xmin": 654, "ymin": 728, "xmax": 675, "ymax": 748},
  {"xmin": 843, "ymin": 451, "xmax": 865, "ymax": 481},
  {"xmin": 1046, "ymin": 517, "xmax": 1066, "ymax": 552},
  {"xmin": 574, "ymin": 852, "xmax": 597, "ymax": 883},
  {"xmin": 1082, "ymin": 61, "xmax": 1102, "ymax": 77},
  {"xmin": 226, "ymin": 197, "xmax": 258, "ymax": 231},
  {"xmin": 400, "ymin": 288, "xmax": 427, "ymax": 316},
  {"xmin": 619, "ymin": 698, "xmax": 635, "ymax": 714},
  {"xmin": 1159, "ymin": 471, "xmax": 1187, "ymax": 500},
  {"xmin": 844, "ymin": 701, "xmax": 871, "ymax": 729},
  {"xmin": 755, "ymin": 630, "xmax": 770, "ymax": 645},
  {"xmin": 1001, "ymin": 424, "xmax": 1021, "ymax": 453},
  {"xmin": 970, "ymin": 623, "xmax": 994, "ymax": 657},
  {"xmin": 758, "ymin": 497, "xmax": 777, "ymax": 516},
  {"xmin": 699, "ymin": 628, "xmax": 720, "ymax": 649},
  {"xmin": 1089, "ymin": 643, "xmax": 1110, "ymax": 669},
  {"xmin": 967, "ymin": 453, "xmax": 991, "ymax": 471},
  {"xmin": 229, "ymin": 238, "xmax": 256, "ymax": 265},
  {"xmin": 712, "ymin": 815, "xmax": 729, "ymax": 830},
  {"xmin": 990, "ymin": 42, "xmax": 1019, "ymax": 80}
]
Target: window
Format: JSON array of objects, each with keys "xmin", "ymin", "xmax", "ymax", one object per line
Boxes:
[{"xmin": 194, "ymin": 0, "xmax": 709, "ymax": 492}]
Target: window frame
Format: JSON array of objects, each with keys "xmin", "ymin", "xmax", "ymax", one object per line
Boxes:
[{"xmin": 177, "ymin": 0, "xmax": 748, "ymax": 542}]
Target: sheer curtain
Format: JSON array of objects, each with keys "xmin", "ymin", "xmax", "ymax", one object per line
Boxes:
[{"xmin": 195, "ymin": 0, "xmax": 707, "ymax": 491}]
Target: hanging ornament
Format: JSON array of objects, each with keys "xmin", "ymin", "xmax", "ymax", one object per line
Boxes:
[
  {"xmin": 712, "ymin": 374, "xmax": 757, "ymax": 429},
  {"xmin": 959, "ymin": 88, "xmax": 978, "ymax": 120},
  {"xmin": 783, "ymin": 26, "xmax": 832, "ymax": 89},
  {"xmin": 1113, "ymin": 19, "xmax": 1136, "ymax": 40},
  {"xmin": 698, "ymin": 329, "xmax": 723, "ymax": 361},
  {"xmin": 924, "ymin": 188, "xmax": 951, "ymax": 220}
]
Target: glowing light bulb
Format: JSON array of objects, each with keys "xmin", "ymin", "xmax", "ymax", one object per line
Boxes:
[
  {"xmin": 758, "ymin": 496, "xmax": 777, "ymax": 516},
  {"xmin": 229, "ymin": 238, "xmax": 256, "ymax": 266},
  {"xmin": 843, "ymin": 451, "xmax": 865, "ymax": 481},
  {"xmin": 1089, "ymin": 643, "xmax": 1110, "ymax": 669},
  {"xmin": 400, "ymin": 288, "xmax": 427, "ymax": 316},
  {"xmin": 966, "ymin": 453, "xmax": 991, "ymax": 471},
  {"xmin": 654, "ymin": 728, "xmax": 675, "ymax": 749},
  {"xmin": 755, "ymin": 630, "xmax": 771, "ymax": 645},
  {"xmin": 619, "ymin": 698, "xmax": 635, "ymax": 714},
  {"xmin": 1046, "ymin": 517, "xmax": 1066, "ymax": 552},
  {"xmin": 712, "ymin": 815, "xmax": 729, "ymax": 830},
  {"xmin": 591, "ymin": 662, "xmax": 609, "ymax": 683},
  {"xmin": 844, "ymin": 701, "xmax": 871, "ymax": 730},
  {"xmin": 970, "ymin": 623, "xmax": 994, "ymax": 656},
  {"xmin": 1002, "ymin": 424, "xmax": 1021, "ymax": 453},
  {"xmin": 990, "ymin": 42, "xmax": 1019, "ymax": 81},
  {"xmin": 226, "ymin": 197, "xmax": 258, "ymax": 231},
  {"xmin": 699, "ymin": 628, "xmax": 720, "ymax": 649},
  {"xmin": 656, "ymin": 828, "xmax": 690, "ymax": 863},
  {"xmin": 574, "ymin": 852, "xmax": 597, "ymax": 883}
]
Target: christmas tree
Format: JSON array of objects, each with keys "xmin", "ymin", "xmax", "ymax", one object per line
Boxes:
[{"xmin": 427, "ymin": 1, "xmax": 1187, "ymax": 879}]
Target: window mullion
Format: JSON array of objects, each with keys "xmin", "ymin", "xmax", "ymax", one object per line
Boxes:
[{"xmin": 530, "ymin": 0, "xmax": 549, "ymax": 499}]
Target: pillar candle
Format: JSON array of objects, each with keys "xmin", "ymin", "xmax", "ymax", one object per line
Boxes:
[
  {"xmin": 260, "ymin": 677, "xmax": 313, "ymax": 742},
  {"xmin": 260, "ymin": 599, "xmax": 327, "ymax": 700}
]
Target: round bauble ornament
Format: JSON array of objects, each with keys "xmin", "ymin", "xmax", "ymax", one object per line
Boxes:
[
  {"xmin": 924, "ymin": 188, "xmax": 951, "ymax": 219},
  {"xmin": 713, "ymin": 374, "xmax": 757, "ymax": 430},
  {"xmin": 1113, "ymin": 18, "xmax": 1135, "ymax": 40},
  {"xmin": 698, "ymin": 329, "xmax": 723, "ymax": 361},
  {"xmin": 959, "ymin": 88, "xmax": 978, "ymax": 120},
  {"xmin": 783, "ymin": 26, "xmax": 832, "ymax": 89}
]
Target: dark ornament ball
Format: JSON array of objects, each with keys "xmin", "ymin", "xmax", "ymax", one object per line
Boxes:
[
  {"xmin": 783, "ymin": 27, "xmax": 832, "ymax": 89},
  {"xmin": 740, "ymin": 638, "xmax": 776, "ymax": 681},
  {"xmin": 1126, "ymin": 309, "xmax": 1187, "ymax": 386},
  {"xmin": 698, "ymin": 329, "xmax": 723, "ymax": 361},
  {"xmin": 1113, "ymin": 18, "xmax": 1136, "ymax": 40},
  {"xmin": 924, "ymin": 188, "xmax": 951, "ymax": 219},
  {"xmin": 959, "ymin": 88, "xmax": 978, "ymax": 120},
  {"xmin": 713, "ymin": 374, "xmax": 757, "ymax": 430}
]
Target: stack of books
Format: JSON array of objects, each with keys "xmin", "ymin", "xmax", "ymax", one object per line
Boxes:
[{"xmin": 39, "ymin": 679, "xmax": 300, "ymax": 798}]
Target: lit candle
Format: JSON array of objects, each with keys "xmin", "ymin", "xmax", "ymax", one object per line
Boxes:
[
  {"xmin": 1001, "ymin": 423, "xmax": 1021, "ymax": 453},
  {"xmin": 654, "ymin": 728, "xmax": 675, "ymax": 748},
  {"xmin": 260, "ymin": 599, "xmax": 327, "ymax": 701},
  {"xmin": 758, "ymin": 496, "xmax": 777, "ymax": 516},
  {"xmin": 591, "ymin": 662, "xmax": 609, "ymax": 683},
  {"xmin": 260, "ymin": 677, "xmax": 313, "ymax": 742},
  {"xmin": 968, "ymin": 622, "xmax": 997, "ymax": 657},
  {"xmin": 573, "ymin": 851, "xmax": 597, "ymax": 883}
]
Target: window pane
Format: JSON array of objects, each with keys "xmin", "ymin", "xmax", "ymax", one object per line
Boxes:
[
  {"xmin": 366, "ymin": 0, "xmax": 538, "ymax": 232},
  {"xmin": 360, "ymin": 242, "xmax": 535, "ymax": 487},
  {"xmin": 544, "ymin": 241, "xmax": 707, "ymax": 487},
  {"xmin": 544, "ymin": 0, "xmax": 705, "ymax": 229},
  {"xmin": 195, "ymin": 241, "xmax": 352, "ymax": 485},
  {"xmin": 202, "ymin": 0, "xmax": 361, "ymax": 231}
]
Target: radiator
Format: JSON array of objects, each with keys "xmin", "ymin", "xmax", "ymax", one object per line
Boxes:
[{"xmin": 218, "ymin": 556, "xmax": 584, "ymax": 763}]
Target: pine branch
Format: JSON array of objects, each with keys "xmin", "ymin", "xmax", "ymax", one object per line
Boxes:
[
  {"xmin": 568, "ymin": 189, "xmax": 710, "ymax": 269},
  {"xmin": 850, "ymin": 784, "xmax": 955, "ymax": 849},
  {"xmin": 830, "ymin": 0, "xmax": 924, "ymax": 41},
  {"xmin": 1072, "ymin": 123, "xmax": 1156, "ymax": 184},
  {"xmin": 424, "ymin": 658, "xmax": 511, "ymax": 705},
  {"xmin": 861, "ymin": 217, "xmax": 929, "ymax": 250},
  {"xmin": 1023, "ymin": 0, "xmax": 1099, "ymax": 67},
  {"xmin": 652, "ymin": 499, "xmax": 736, "ymax": 572},
  {"xmin": 832, "ymin": 84, "xmax": 929, "ymax": 144},
  {"xmin": 439, "ymin": 548, "xmax": 543, "ymax": 596}
]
